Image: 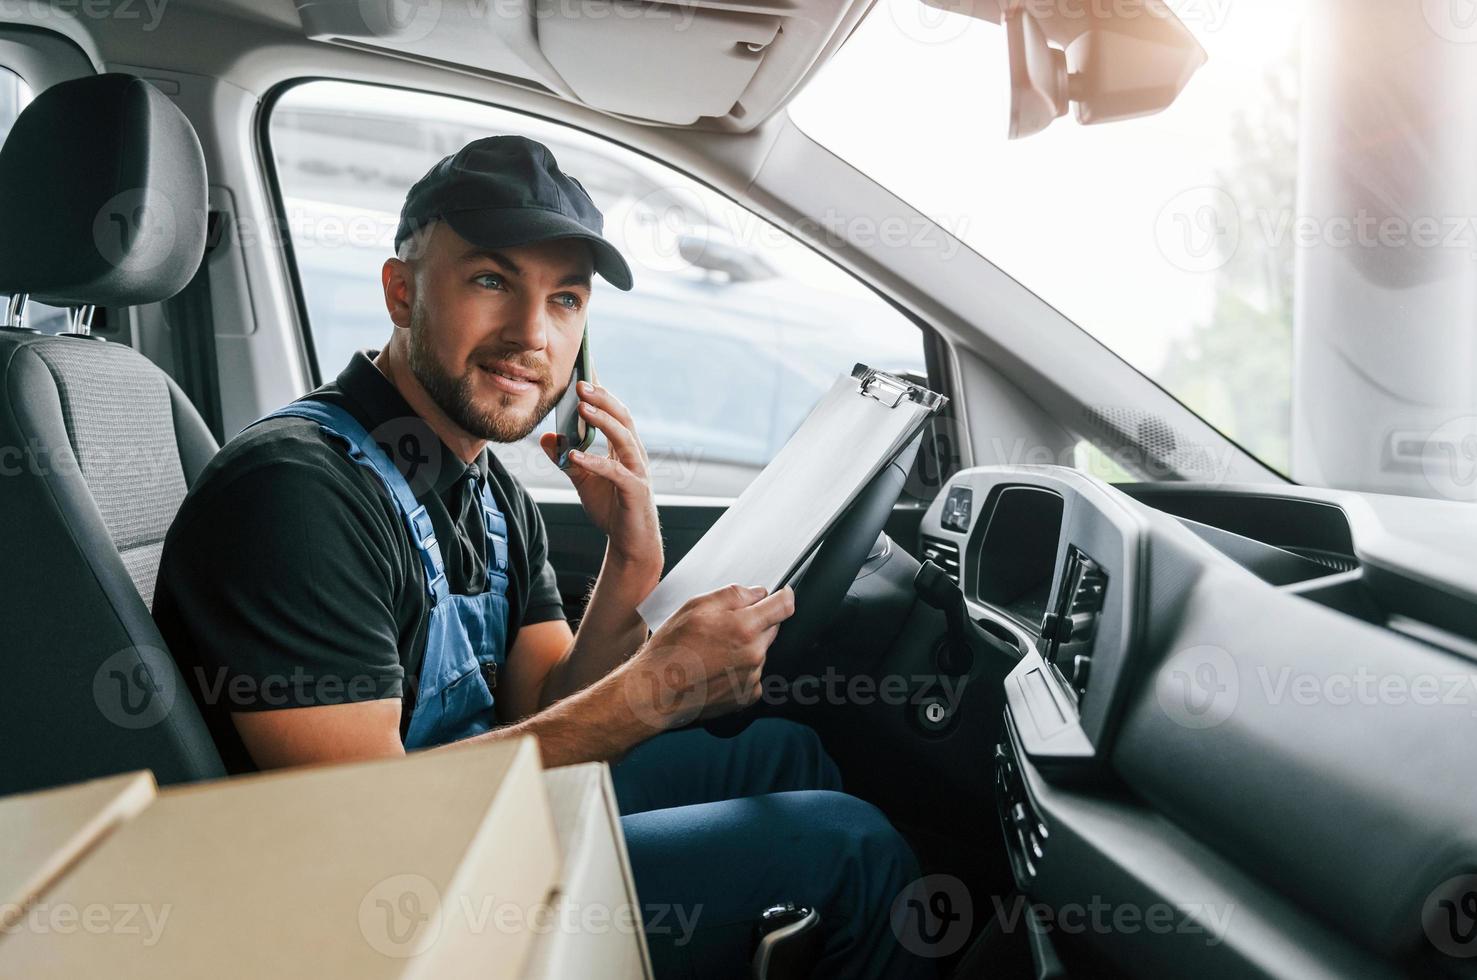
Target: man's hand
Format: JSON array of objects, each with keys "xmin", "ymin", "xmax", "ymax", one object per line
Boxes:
[
  {"xmin": 540, "ymin": 381, "xmax": 662, "ymax": 595},
  {"xmin": 622, "ymin": 584, "xmax": 797, "ymax": 733}
]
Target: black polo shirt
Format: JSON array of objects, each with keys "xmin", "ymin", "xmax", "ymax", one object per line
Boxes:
[{"xmin": 153, "ymin": 351, "xmax": 566, "ymax": 773}]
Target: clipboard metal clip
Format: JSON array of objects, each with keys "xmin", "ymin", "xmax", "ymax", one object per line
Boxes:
[{"xmin": 851, "ymin": 363, "xmax": 948, "ymax": 413}]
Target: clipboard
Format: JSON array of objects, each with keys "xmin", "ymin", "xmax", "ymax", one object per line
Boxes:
[
  {"xmin": 637, "ymin": 364, "xmax": 947, "ymax": 630},
  {"xmin": 772, "ymin": 364, "xmax": 944, "ymax": 589}
]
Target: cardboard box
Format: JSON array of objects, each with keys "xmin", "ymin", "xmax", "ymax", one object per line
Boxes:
[
  {"xmin": 523, "ymin": 763, "xmax": 652, "ymax": 980},
  {"xmin": 0, "ymin": 771, "xmax": 157, "ymax": 933},
  {"xmin": 0, "ymin": 738, "xmax": 559, "ymax": 979}
]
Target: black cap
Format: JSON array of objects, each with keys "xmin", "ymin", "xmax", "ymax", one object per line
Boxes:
[{"xmin": 394, "ymin": 135, "xmax": 633, "ymax": 291}]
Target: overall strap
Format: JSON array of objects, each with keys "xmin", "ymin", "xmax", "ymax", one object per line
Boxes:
[
  {"xmin": 244, "ymin": 400, "xmax": 450, "ymax": 603},
  {"xmin": 479, "ymin": 481, "xmax": 510, "ymax": 575}
]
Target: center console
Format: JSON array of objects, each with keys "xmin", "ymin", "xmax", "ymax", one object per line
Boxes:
[{"xmin": 923, "ymin": 466, "xmax": 1161, "ymax": 780}]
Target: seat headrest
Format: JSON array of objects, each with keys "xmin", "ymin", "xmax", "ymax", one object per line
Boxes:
[{"xmin": 0, "ymin": 73, "xmax": 207, "ymax": 308}]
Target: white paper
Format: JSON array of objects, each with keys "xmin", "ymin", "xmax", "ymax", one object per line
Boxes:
[{"xmin": 638, "ymin": 374, "xmax": 930, "ymax": 630}]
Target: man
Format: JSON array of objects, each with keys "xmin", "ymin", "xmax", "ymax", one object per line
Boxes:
[{"xmin": 154, "ymin": 136, "xmax": 929, "ymax": 977}]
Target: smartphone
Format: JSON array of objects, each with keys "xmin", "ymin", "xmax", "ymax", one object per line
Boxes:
[{"xmin": 553, "ymin": 327, "xmax": 596, "ymax": 469}]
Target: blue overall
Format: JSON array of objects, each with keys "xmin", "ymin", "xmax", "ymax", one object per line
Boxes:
[
  {"xmin": 249, "ymin": 399, "xmax": 933, "ymax": 978},
  {"xmin": 249, "ymin": 399, "xmax": 509, "ymax": 748}
]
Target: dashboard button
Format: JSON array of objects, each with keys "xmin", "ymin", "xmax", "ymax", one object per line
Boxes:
[{"xmin": 941, "ymin": 486, "xmax": 974, "ymax": 533}]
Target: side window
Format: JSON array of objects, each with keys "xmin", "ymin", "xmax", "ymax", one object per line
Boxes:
[
  {"xmin": 268, "ymin": 81, "xmax": 926, "ymax": 498},
  {"xmin": 0, "ymin": 68, "xmax": 67, "ymax": 334}
]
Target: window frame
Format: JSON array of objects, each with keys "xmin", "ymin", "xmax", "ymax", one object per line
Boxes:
[{"xmin": 256, "ymin": 76, "xmax": 957, "ymax": 499}]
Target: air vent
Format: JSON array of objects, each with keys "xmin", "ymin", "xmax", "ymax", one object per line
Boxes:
[
  {"xmin": 1069, "ymin": 565, "xmax": 1108, "ymax": 615},
  {"xmin": 920, "ymin": 535, "xmax": 961, "ymax": 585},
  {"xmin": 1042, "ymin": 550, "xmax": 1107, "ymax": 702}
]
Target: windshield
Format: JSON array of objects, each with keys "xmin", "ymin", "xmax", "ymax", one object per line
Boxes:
[{"xmin": 792, "ymin": 0, "xmax": 1477, "ymax": 501}]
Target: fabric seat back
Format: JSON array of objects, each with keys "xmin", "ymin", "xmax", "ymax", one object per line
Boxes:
[{"xmin": 0, "ymin": 73, "xmax": 227, "ymax": 794}]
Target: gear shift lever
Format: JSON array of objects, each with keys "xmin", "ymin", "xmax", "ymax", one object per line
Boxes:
[{"xmin": 752, "ymin": 903, "xmax": 820, "ymax": 979}]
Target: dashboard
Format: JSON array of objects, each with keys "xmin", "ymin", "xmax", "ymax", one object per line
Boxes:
[
  {"xmin": 923, "ymin": 467, "xmax": 1149, "ymax": 773},
  {"xmin": 917, "ymin": 465, "xmax": 1477, "ymax": 978}
]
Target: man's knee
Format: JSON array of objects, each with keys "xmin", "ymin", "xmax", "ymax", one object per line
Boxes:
[
  {"xmin": 742, "ymin": 719, "xmax": 843, "ymax": 792},
  {"xmin": 748, "ymin": 789, "xmax": 920, "ymax": 914},
  {"xmin": 807, "ymin": 790, "xmax": 918, "ymax": 888},
  {"xmin": 780, "ymin": 791, "xmax": 929, "ymax": 979},
  {"xmin": 623, "ymin": 790, "xmax": 929, "ymax": 979}
]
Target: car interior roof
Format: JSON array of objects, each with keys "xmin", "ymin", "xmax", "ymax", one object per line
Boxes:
[{"xmin": 39, "ymin": 0, "xmax": 844, "ymax": 178}]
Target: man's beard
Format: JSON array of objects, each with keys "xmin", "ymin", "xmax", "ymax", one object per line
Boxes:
[{"xmin": 407, "ymin": 306, "xmax": 564, "ymax": 443}]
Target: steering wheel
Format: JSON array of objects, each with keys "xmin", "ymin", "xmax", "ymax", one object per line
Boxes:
[{"xmin": 703, "ymin": 433, "xmax": 926, "ymax": 738}]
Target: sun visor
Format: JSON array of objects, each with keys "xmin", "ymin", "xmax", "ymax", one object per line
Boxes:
[
  {"xmin": 537, "ymin": 2, "xmax": 781, "ymax": 125},
  {"xmin": 293, "ymin": 0, "xmax": 872, "ymax": 130}
]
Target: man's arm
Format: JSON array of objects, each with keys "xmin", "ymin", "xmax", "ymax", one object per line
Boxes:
[
  {"xmin": 520, "ymin": 380, "xmax": 664, "ymax": 709},
  {"xmin": 232, "ymin": 656, "xmax": 649, "ymax": 770},
  {"xmin": 231, "ymin": 583, "xmax": 795, "ymax": 771},
  {"xmin": 230, "ymin": 699, "xmax": 406, "ymax": 770}
]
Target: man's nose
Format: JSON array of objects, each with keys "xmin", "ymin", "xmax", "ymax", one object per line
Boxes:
[{"xmin": 499, "ymin": 294, "xmax": 549, "ymax": 351}]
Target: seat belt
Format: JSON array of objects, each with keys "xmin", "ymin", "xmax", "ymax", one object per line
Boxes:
[{"xmin": 165, "ymin": 210, "xmax": 226, "ymax": 442}]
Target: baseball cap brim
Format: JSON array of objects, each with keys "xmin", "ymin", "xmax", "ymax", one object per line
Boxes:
[{"xmin": 439, "ymin": 207, "xmax": 634, "ymax": 291}]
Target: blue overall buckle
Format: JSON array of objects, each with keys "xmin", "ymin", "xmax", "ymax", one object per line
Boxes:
[
  {"xmin": 482, "ymin": 501, "xmax": 509, "ymax": 573},
  {"xmin": 409, "ymin": 504, "xmax": 448, "ymax": 598}
]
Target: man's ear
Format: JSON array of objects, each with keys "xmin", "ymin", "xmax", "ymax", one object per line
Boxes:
[{"xmin": 382, "ymin": 257, "xmax": 414, "ymax": 330}]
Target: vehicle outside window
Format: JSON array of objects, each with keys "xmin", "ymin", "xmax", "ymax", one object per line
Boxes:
[
  {"xmin": 0, "ymin": 68, "xmax": 67, "ymax": 334},
  {"xmin": 268, "ymin": 81, "xmax": 925, "ymax": 498}
]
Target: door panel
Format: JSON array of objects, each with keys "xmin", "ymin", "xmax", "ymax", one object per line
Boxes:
[{"xmin": 541, "ymin": 499, "xmax": 726, "ymax": 622}]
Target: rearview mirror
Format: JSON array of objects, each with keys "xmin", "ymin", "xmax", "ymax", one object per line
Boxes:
[
  {"xmin": 927, "ymin": 0, "xmax": 1207, "ymax": 139},
  {"xmin": 1005, "ymin": 2, "xmax": 1066, "ymax": 139}
]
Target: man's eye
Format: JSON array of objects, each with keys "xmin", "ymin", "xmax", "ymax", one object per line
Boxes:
[
  {"xmin": 474, "ymin": 274, "xmax": 505, "ymax": 290},
  {"xmin": 554, "ymin": 293, "xmax": 583, "ymax": 311}
]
